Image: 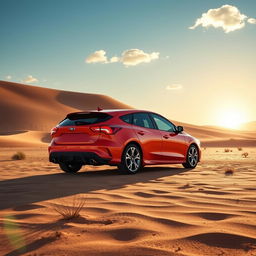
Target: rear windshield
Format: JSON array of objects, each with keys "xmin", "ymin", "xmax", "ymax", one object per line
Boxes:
[{"xmin": 59, "ymin": 112, "xmax": 112, "ymax": 126}]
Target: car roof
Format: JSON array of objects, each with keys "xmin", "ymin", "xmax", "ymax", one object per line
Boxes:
[
  {"xmin": 97, "ymin": 109, "xmax": 150, "ymax": 114},
  {"xmin": 68, "ymin": 109, "xmax": 154, "ymax": 116}
]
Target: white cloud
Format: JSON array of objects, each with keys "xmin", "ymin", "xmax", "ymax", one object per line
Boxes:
[
  {"xmin": 166, "ymin": 84, "xmax": 182, "ymax": 90},
  {"xmin": 22, "ymin": 75, "xmax": 38, "ymax": 84},
  {"xmin": 85, "ymin": 49, "xmax": 160, "ymax": 66},
  {"xmin": 85, "ymin": 50, "xmax": 107, "ymax": 63},
  {"xmin": 6, "ymin": 75, "xmax": 12, "ymax": 80},
  {"xmin": 189, "ymin": 5, "xmax": 247, "ymax": 33},
  {"xmin": 110, "ymin": 56, "xmax": 119, "ymax": 63},
  {"xmin": 248, "ymin": 18, "xmax": 256, "ymax": 24},
  {"xmin": 121, "ymin": 49, "xmax": 159, "ymax": 66}
]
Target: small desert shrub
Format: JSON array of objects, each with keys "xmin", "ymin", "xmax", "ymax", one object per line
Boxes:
[
  {"xmin": 11, "ymin": 152, "xmax": 26, "ymax": 160},
  {"xmin": 224, "ymin": 148, "xmax": 231, "ymax": 153},
  {"xmin": 237, "ymin": 147, "xmax": 243, "ymax": 151},
  {"xmin": 51, "ymin": 195, "xmax": 85, "ymax": 220},
  {"xmin": 225, "ymin": 168, "xmax": 234, "ymax": 176},
  {"xmin": 54, "ymin": 231, "xmax": 62, "ymax": 239},
  {"xmin": 242, "ymin": 152, "xmax": 249, "ymax": 158}
]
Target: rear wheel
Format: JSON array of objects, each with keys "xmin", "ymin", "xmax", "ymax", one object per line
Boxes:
[
  {"xmin": 118, "ymin": 144, "xmax": 142, "ymax": 174},
  {"xmin": 182, "ymin": 145, "xmax": 199, "ymax": 169},
  {"xmin": 59, "ymin": 162, "xmax": 82, "ymax": 173}
]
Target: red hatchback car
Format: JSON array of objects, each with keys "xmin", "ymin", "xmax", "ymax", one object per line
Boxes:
[{"xmin": 49, "ymin": 109, "xmax": 201, "ymax": 174}]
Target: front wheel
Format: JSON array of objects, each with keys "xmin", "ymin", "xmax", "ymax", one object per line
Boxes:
[
  {"xmin": 118, "ymin": 144, "xmax": 142, "ymax": 174},
  {"xmin": 59, "ymin": 162, "xmax": 82, "ymax": 173},
  {"xmin": 182, "ymin": 145, "xmax": 199, "ymax": 169}
]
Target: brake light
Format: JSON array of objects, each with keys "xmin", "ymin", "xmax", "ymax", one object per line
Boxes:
[
  {"xmin": 90, "ymin": 126, "xmax": 121, "ymax": 135},
  {"xmin": 50, "ymin": 127, "xmax": 58, "ymax": 137}
]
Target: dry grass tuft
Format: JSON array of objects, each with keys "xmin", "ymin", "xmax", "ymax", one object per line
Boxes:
[
  {"xmin": 54, "ymin": 231, "xmax": 62, "ymax": 239},
  {"xmin": 51, "ymin": 195, "xmax": 86, "ymax": 220},
  {"xmin": 225, "ymin": 168, "xmax": 234, "ymax": 176},
  {"xmin": 237, "ymin": 147, "xmax": 243, "ymax": 151},
  {"xmin": 242, "ymin": 152, "xmax": 249, "ymax": 158},
  {"xmin": 11, "ymin": 152, "xmax": 26, "ymax": 160}
]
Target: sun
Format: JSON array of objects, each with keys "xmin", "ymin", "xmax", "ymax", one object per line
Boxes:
[{"xmin": 217, "ymin": 108, "xmax": 246, "ymax": 129}]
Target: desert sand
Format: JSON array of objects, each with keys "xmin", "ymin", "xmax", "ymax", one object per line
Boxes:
[
  {"xmin": 1, "ymin": 81, "xmax": 256, "ymax": 255},
  {"xmin": 0, "ymin": 147, "xmax": 256, "ymax": 256}
]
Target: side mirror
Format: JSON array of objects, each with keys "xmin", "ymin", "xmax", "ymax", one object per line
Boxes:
[{"xmin": 176, "ymin": 126, "xmax": 183, "ymax": 133}]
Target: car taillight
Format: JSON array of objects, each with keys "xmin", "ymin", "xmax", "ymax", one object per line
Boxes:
[
  {"xmin": 90, "ymin": 126, "xmax": 121, "ymax": 135},
  {"xmin": 51, "ymin": 127, "xmax": 58, "ymax": 137}
]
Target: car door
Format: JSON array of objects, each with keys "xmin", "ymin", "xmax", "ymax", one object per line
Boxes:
[
  {"xmin": 150, "ymin": 113, "xmax": 187, "ymax": 162},
  {"xmin": 132, "ymin": 112, "xmax": 163, "ymax": 164}
]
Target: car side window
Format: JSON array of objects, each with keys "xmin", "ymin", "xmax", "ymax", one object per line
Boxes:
[
  {"xmin": 151, "ymin": 114, "xmax": 176, "ymax": 132},
  {"xmin": 120, "ymin": 114, "xmax": 133, "ymax": 124},
  {"xmin": 133, "ymin": 113, "xmax": 154, "ymax": 129}
]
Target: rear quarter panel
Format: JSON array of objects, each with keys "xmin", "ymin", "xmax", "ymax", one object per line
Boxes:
[{"xmin": 99, "ymin": 116, "xmax": 141, "ymax": 164}]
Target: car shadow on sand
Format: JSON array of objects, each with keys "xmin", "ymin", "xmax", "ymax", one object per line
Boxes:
[{"xmin": 0, "ymin": 166, "xmax": 192, "ymax": 210}]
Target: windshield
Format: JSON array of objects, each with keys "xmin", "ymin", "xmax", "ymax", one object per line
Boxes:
[{"xmin": 58, "ymin": 112, "xmax": 112, "ymax": 126}]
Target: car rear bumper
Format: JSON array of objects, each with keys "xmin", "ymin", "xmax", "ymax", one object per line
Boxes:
[
  {"xmin": 49, "ymin": 151, "xmax": 111, "ymax": 165},
  {"xmin": 48, "ymin": 139, "xmax": 123, "ymax": 164}
]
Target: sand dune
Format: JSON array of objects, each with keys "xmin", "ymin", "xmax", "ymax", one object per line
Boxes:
[
  {"xmin": 174, "ymin": 121, "xmax": 256, "ymax": 147},
  {"xmin": 0, "ymin": 131, "xmax": 49, "ymax": 147},
  {"xmin": 0, "ymin": 80, "xmax": 255, "ymax": 147},
  {"xmin": 0, "ymin": 80, "xmax": 131, "ymax": 132},
  {"xmin": 240, "ymin": 121, "xmax": 256, "ymax": 131},
  {"xmin": 0, "ymin": 147, "xmax": 256, "ymax": 255}
]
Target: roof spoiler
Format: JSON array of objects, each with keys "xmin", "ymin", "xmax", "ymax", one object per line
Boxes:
[{"xmin": 66, "ymin": 111, "xmax": 110, "ymax": 120}]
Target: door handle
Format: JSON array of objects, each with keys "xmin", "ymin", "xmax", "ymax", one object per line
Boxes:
[
  {"xmin": 138, "ymin": 131, "xmax": 145, "ymax": 135},
  {"xmin": 163, "ymin": 135, "xmax": 169, "ymax": 139}
]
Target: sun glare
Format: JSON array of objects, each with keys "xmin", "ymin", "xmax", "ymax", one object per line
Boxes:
[{"xmin": 217, "ymin": 108, "xmax": 246, "ymax": 129}]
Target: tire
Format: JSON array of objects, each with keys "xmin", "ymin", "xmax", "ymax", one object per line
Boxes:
[
  {"xmin": 59, "ymin": 162, "xmax": 83, "ymax": 173},
  {"xmin": 182, "ymin": 145, "xmax": 199, "ymax": 169},
  {"xmin": 118, "ymin": 144, "xmax": 142, "ymax": 174}
]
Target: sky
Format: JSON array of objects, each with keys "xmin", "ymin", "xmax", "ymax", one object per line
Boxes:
[{"xmin": 0, "ymin": 0, "xmax": 256, "ymax": 127}]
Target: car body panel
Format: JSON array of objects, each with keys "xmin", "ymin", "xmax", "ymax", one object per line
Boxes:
[
  {"xmin": 132, "ymin": 124, "xmax": 163, "ymax": 164},
  {"xmin": 159, "ymin": 131, "xmax": 187, "ymax": 161},
  {"xmin": 54, "ymin": 126, "xmax": 99, "ymax": 145},
  {"xmin": 48, "ymin": 109, "xmax": 201, "ymax": 166}
]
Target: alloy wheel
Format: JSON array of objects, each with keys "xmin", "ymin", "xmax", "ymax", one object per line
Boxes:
[
  {"xmin": 188, "ymin": 146, "xmax": 198, "ymax": 167},
  {"xmin": 125, "ymin": 146, "xmax": 141, "ymax": 173}
]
